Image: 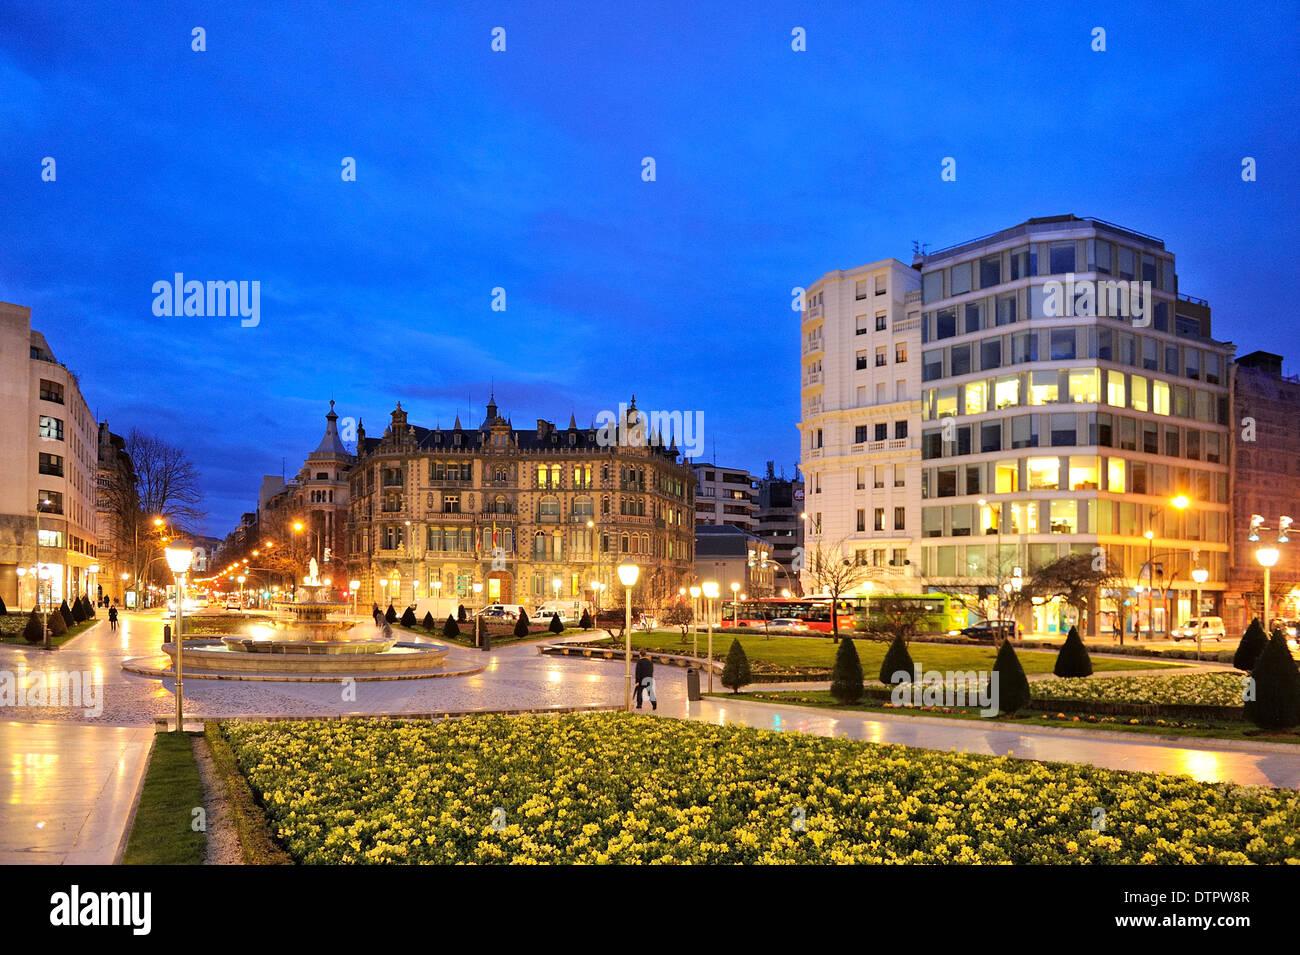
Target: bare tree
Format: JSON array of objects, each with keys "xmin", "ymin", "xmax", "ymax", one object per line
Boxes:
[
  {"xmin": 801, "ymin": 541, "xmax": 874, "ymax": 642},
  {"xmin": 1013, "ymin": 551, "xmax": 1124, "ymax": 639},
  {"xmin": 127, "ymin": 429, "xmax": 205, "ymax": 531}
]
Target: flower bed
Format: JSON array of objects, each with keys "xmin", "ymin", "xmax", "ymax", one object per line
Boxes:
[
  {"xmin": 221, "ymin": 714, "xmax": 1299, "ymax": 864},
  {"xmin": 1032, "ymin": 672, "xmax": 1248, "ymax": 707}
]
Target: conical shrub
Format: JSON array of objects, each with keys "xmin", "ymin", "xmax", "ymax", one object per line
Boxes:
[
  {"xmin": 1053, "ymin": 625, "xmax": 1093, "ymax": 678},
  {"xmin": 721, "ymin": 638, "xmax": 752, "ymax": 693},
  {"xmin": 830, "ymin": 637, "xmax": 864, "ymax": 703},
  {"xmin": 993, "ymin": 640, "xmax": 1030, "ymax": 714},
  {"xmin": 83, "ymin": 595, "xmax": 96, "ymax": 618},
  {"xmin": 1234, "ymin": 618, "xmax": 1269, "ymax": 672},
  {"xmin": 443, "ymin": 614, "xmax": 460, "ymax": 638},
  {"xmin": 579, "ymin": 609, "xmax": 592, "ymax": 630},
  {"xmin": 421, "ymin": 611, "xmax": 436, "ymax": 630},
  {"xmin": 48, "ymin": 609, "xmax": 68, "ymax": 637},
  {"xmin": 513, "ymin": 612, "xmax": 530, "ymax": 638},
  {"xmin": 384, "ymin": 604, "xmax": 397, "ymax": 624},
  {"xmin": 400, "ymin": 605, "xmax": 417, "ymax": 627},
  {"xmin": 58, "ymin": 599, "xmax": 74, "ymax": 627},
  {"xmin": 71, "ymin": 597, "xmax": 87, "ymax": 624},
  {"xmin": 1244, "ymin": 630, "xmax": 1300, "ymax": 730},
  {"xmin": 23, "ymin": 609, "xmax": 43, "ymax": 643},
  {"xmin": 0, "ymin": 594, "xmax": 8, "ymax": 615},
  {"xmin": 879, "ymin": 634, "xmax": 916, "ymax": 684},
  {"xmin": 548, "ymin": 613, "xmax": 565, "ymax": 634}
]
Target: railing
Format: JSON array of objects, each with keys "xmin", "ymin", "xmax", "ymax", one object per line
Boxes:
[
  {"xmin": 807, "ymin": 304, "xmax": 823, "ymax": 319},
  {"xmin": 803, "ymin": 372, "xmax": 822, "ymax": 386}
]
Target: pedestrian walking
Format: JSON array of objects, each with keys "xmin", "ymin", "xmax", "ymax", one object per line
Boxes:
[
  {"xmin": 108, "ymin": 605, "xmax": 118, "ymax": 631},
  {"xmin": 634, "ymin": 652, "xmax": 656, "ymax": 711}
]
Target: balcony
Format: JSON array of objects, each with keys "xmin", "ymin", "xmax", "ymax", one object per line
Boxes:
[
  {"xmin": 803, "ymin": 372, "xmax": 822, "ymax": 387},
  {"xmin": 806, "ymin": 304, "xmax": 823, "ymax": 320},
  {"xmin": 802, "ymin": 339, "xmax": 824, "ymax": 357}
]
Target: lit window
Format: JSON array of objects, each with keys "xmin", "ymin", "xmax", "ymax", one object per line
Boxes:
[
  {"xmin": 1027, "ymin": 457, "xmax": 1060, "ymax": 490},
  {"xmin": 1068, "ymin": 368, "xmax": 1099, "ymax": 403}
]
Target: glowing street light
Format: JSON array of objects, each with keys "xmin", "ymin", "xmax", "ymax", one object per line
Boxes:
[
  {"xmin": 1191, "ymin": 566, "xmax": 1209, "ymax": 659},
  {"xmin": 617, "ymin": 563, "xmax": 640, "ymax": 711},
  {"xmin": 689, "ymin": 584, "xmax": 702, "ymax": 657},
  {"xmin": 349, "ymin": 579, "xmax": 360, "ymax": 615},
  {"xmin": 1257, "ymin": 547, "xmax": 1280, "ymax": 632},
  {"xmin": 702, "ymin": 580, "xmax": 720, "ymax": 692},
  {"xmin": 164, "ymin": 544, "xmax": 194, "ymax": 733}
]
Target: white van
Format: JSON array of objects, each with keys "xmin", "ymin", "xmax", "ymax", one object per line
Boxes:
[
  {"xmin": 533, "ymin": 602, "xmax": 582, "ymax": 624},
  {"xmin": 473, "ymin": 604, "xmax": 527, "ymax": 620},
  {"xmin": 1172, "ymin": 616, "xmax": 1226, "ymax": 642}
]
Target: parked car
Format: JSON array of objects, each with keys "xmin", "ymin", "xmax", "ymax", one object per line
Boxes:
[
  {"xmin": 960, "ymin": 620, "xmax": 1019, "ymax": 643},
  {"xmin": 767, "ymin": 617, "xmax": 810, "ymax": 633},
  {"xmin": 475, "ymin": 607, "xmax": 518, "ymax": 621},
  {"xmin": 1171, "ymin": 616, "xmax": 1226, "ymax": 642},
  {"xmin": 224, "ymin": 601, "xmax": 242, "ymax": 611}
]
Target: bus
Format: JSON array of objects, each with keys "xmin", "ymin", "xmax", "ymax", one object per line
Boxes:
[{"xmin": 720, "ymin": 594, "xmax": 962, "ymax": 635}]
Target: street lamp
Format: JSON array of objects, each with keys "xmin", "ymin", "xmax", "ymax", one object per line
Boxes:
[
  {"xmin": 1191, "ymin": 566, "xmax": 1209, "ymax": 659},
  {"xmin": 552, "ymin": 576, "xmax": 562, "ymax": 604},
  {"xmin": 1256, "ymin": 547, "xmax": 1280, "ymax": 633},
  {"xmin": 164, "ymin": 544, "xmax": 194, "ymax": 733},
  {"xmin": 236, "ymin": 575, "xmax": 246, "ymax": 608},
  {"xmin": 689, "ymin": 584, "xmax": 702, "ymax": 658},
  {"xmin": 431, "ymin": 579, "xmax": 442, "ymax": 619},
  {"xmin": 617, "ymin": 562, "xmax": 640, "ymax": 711},
  {"xmin": 349, "ymin": 579, "xmax": 360, "ymax": 616},
  {"xmin": 702, "ymin": 580, "xmax": 720, "ymax": 692},
  {"xmin": 730, "ymin": 581, "xmax": 740, "ymax": 630}
]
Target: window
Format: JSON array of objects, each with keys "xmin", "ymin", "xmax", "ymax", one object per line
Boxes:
[
  {"xmin": 980, "ymin": 255, "xmax": 1001, "ymax": 288},
  {"xmin": 1049, "ymin": 242, "xmax": 1075, "ymax": 274},
  {"xmin": 964, "ymin": 302, "xmax": 984, "ymax": 334},
  {"xmin": 1088, "ymin": 239, "xmax": 1111, "ymax": 274},
  {"xmin": 981, "ymin": 421, "xmax": 1001, "ymax": 453},
  {"xmin": 950, "ymin": 262, "xmax": 972, "ymax": 295},
  {"xmin": 964, "ymin": 381, "xmax": 986, "ymax": 415},
  {"xmin": 855, "ymin": 315, "xmax": 868, "ymax": 336},
  {"xmin": 856, "ymin": 351, "xmax": 868, "ymax": 370},
  {"xmin": 1069, "ymin": 456, "xmax": 1099, "ymax": 490},
  {"xmin": 874, "ymin": 465, "xmax": 884, "ymax": 489},
  {"xmin": 1068, "ymin": 368, "xmax": 1099, "ymax": 403},
  {"xmin": 894, "ymin": 463, "xmax": 905, "ymax": 488},
  {"xmin": 874, "ymin": 423, "xmax": 888, "ymax": 442},
  {"xmin": 923, "ymin": 270, "xmax": 944, "ymax": 304},
  {"xmin": 856, "ymin": 509, "xmax": 866, "ymax": 532},
  {"xmin": 936, "ymin": 308, "xmax": 957, "ymax": 339},
  {"xmin": 1185, "ymin": 349, "xmax": 1201, "ymax": 380},
  {"xmin": 38, "ymin": 416, "xmax": 63, "ymax": 440},
  {"xmin": 38, "ymin": 490, "xmax": 62, "ymax": 513},
  {"xmin": 1152, "ymin": 379, "xmax": 1170, "ymax": 416},
  {"xmin": 1011, "ymin": 415, "xmax": 1038, "ymax": 449},
  {"xmin": 1011, "ymin": 331, "xmax": 1037, "ymax": 364},
  {"xmin": 1050, "ymin": 413, "xmax": 1077, "ymax": 446},
  {"xmin": 1117, "ymin": 246, "xmax": 1136, "ymax": 280},
  {"xmin": 1029, "ymin": 371, "xmax": 1059, "ymax": 405},
  {"xmin": 994, "ymin": 375, "xmax": 1020, "ymax": 409},
  {"xmin": 875, "ymin": 346, "xmax": 887, "ymax": 367},
  {"xmin": 1106, "ymin": 371, "xmax": 1126, "ymax": 407},
  {"xmin": 981, "ymin": 337, "xmax": 1002, "ymax": 370},
  {"xmin": 965, "ymin": 464, "xmax": 982, "ymax": 495},
  {"xmin": 1027, "ymin": 457, "xmax": 1060, "ymax": 490},
  {"xmin": 442, "ymin": 493, "xmax": 461, "ymax": 513},
  {"xmin": 995, "ymin": 294, "xmax": 1017, "ymax": 326},
  {"xmin": 854, "ymin": 424, "xmax": 869, "ymax": 443},
  {"xmin": 1097, "ymin": 328, "xmax": 1113, "ymax": 361},
  {"xmin": 923, "ymin": 351, "xmax": 943, "ymax": 382},
  {"xmin": 1050, "ymin": 329, "xmax": 1076, "ymax": 360},
  {"xmin": 873, "ymin": 508, "xmax": 885, "ymax": 531},
  {"xmin": 876, "ymin": 312, "xmax": 887, "ymax": 331},
  {"xmin": 894, "ymin": 342, "xmax": 907, "ymax": 363},
  {"xmin": 937, "ymin": 467, "xmax": 958, "ymax": 497},
  {"xmin": 1142, "ymin": 337, "xmax": 1158, "ymax": 371},
  {"xmin": 39, "ymin": 380, "xmax": 64, "ymax": 404},
  {"xmin": 894, "ymin": 420, "xmax": 908, "ymax": 439},
  {"xmin": 1106, "ymin": 458, "xmax": 1125, "ymax": 492},
  {"xmin": 38, "ymin": 453, "xmax": 63, "ymax": 476},
  {"xmin": 875, "ymin": 274, "xmax": 887, "ymax": 295},
  {"xmin": 995, "ymin": 460, "xmax": 1018, "ymax": 493},
  {"xmin": 855, "ymin": 467, "xmax": 866, "ymax": 490},
  {"xmin": 950, "ymin": 344, "xmax": 971, "ymax": 377},
  {"xmin": 1131, "ymin": 375, "xmax": 1148, "ymax": 412},
  {"xmin": 894, "ymin": 507, "xmax": 906, "ymax": 530},
  {"xmin": 855, "ymin": 279, "xmax": 867, "ymax": 300},
  {"xmin": 1010, "ymin": 246, "xmax": 1035, "ymax": 279},
  {"xmin": 1049, "ymin": 500, "xmax": 1078, "ymax": 534}
]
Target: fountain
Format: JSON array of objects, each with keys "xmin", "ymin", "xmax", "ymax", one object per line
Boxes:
[{"xmin": 140, "ymin": 559, "xmax": 459, "ymax": 679}]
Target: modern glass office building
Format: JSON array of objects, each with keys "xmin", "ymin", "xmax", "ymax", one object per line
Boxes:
[{"xmin": 915, "ymin": 215, "xmax": 1233, "ymax": 636}]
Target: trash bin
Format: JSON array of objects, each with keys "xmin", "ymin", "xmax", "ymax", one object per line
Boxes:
[
  {"xmin": 686, "ymin": 667, "xmax": 701, "ymax": 701},
  {"xmin": 162, "ymin": 624, "xmax": 171, "ymax": 646}
]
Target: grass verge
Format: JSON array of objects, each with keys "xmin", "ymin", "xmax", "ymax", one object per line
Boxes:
[
  {"xmin": 204, "ymin": 722, "xmax": 293, "ymax": 865},
  {"xmin": 122, "ymin": 732, "xmax": 206, "ymax": 865}
]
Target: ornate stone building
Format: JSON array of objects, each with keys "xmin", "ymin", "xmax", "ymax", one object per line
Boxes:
[{"xmin": 347, "ymin": 397, "xmax": 695, "ymax": 612}]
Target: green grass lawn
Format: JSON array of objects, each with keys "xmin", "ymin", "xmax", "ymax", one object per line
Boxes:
[
  {"xmin": 579, "ymin": 630, "xmax": 1182, "ymax": 675},
  {"xmin": 716, "ymin": 689, "xmax": 1300, "ymax": 746},
  {"xmin": 0, "ymin": 614, "xmax": 98, "ymax": 647},
  {"xmin": 395, "ymin": 622, "xmax": 575, "ymax": 648},
  {"xmin": 122, "ymin": 732, "xmax": 207, "ymax": 865}
]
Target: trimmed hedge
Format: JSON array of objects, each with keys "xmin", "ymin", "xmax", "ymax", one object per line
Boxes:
[
  {"xmin": 830, "ymin": 637, "xmax": 865, "ymax": 704},
  {"xmin": 993, "ymin": 641, "xmax": 1030, "ymax": 714},
  {"xmin": 1053, "ymin": 626, "xmax": 1094, "ymax": 678}
]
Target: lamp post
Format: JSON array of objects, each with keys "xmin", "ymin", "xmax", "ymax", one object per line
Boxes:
[
  {"xmin": 552, "ymin": 576, "xmax": 562, "ymax": 605},
  {"xmin": 165, "ymin": 544, "xmax": 194, "ymax": 733},
  {"xmin": 1256, "ymin": 547, "xmax": 1280, "ymax": 633},
  {"xmin": 702, "ymin": 580, "xmax": 719, "ymax": 692},
  {"xmin": 349, "ymin": 579, "xmax": 360, "ymax": 616},
  {"xmin": 237, "ymin": 575, "xmax": 246, "ymax": 608},
  {"xmin": 1191, "ymin": 567, "xmax": 1209, "ymax": 659},
  {"xmin": 730, "ymin": 581, "xmax": 740, "ymax": 629},
  {"xmin": 618, "ymin": 562, "xmax": 640, "ymax": 711},
  {"xmin": 978, "ymin": 498, "xmax": 1004, "ymax": 623},
  {"xmin": 431, "ymin": 579, "xmax": 442, "ymax": 620},
  {"xmin": 1143, "ymin": 530, "xmax": 1155, "ymax": 641},
  {"xmin": 689, "ymin": 584, "xmax": 702, "ymax": 658}
]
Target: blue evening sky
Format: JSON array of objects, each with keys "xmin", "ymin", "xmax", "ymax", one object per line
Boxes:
[{"xmin": 2, "ymin": 1, "xmax": 1298, "ymax": 534}]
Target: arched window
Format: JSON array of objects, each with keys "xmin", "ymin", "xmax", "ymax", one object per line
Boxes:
[
  {"xmin": 539, "ymin": 496, "xmax": 560, "ymax": 520},
  {"xmin": 621, "ymin": 532, "xmax": 630, "ymax": 553},
  {"xmin": 552, "ymin": 531, "xmax": 563, "ymax": 560}
]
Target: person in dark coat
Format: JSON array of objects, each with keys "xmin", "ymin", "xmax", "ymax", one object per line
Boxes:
[
  {"xmin": 634, "ymin": 652, "xmax": 656, "ymax": 710},
  {"xmin": 108, "ymin": 605, "xmax": 119, "ymax": 631}
]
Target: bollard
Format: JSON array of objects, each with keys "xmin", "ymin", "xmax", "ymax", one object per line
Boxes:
[
  {"xmin": 163, "ymin": 623, "xmax": 172, "ymax": 646},
  {"xmin": 686, "ymin": 667, "xmax": 701, "ymax": 702}
]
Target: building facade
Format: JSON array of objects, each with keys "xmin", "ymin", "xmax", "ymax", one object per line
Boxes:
[
  {"xmin": 95, "ymin": 422, "xmax": 136, "ymax": 606},
  {"xmin": 754, "ymin": 462, "xmax": 803, "ymax": 593},
  {"xmin": 1224, "ymin": 351, "xmax": 1300, "ymax": 631},
  {"xmin": 914, "ymin": 216, "xmax": 1233, "ymax": 635},
  {"xmin": 797, "ymin": 258, "xmax": 924, "ymax": 593},
  {"xmin": 693, "ymin": 525, "xmax": 775, "ymax": 599},
  {"xmin": 691, "ymin": 463, "xmax": 758, "ymax": 530},
  {"xmin": 0, "ymin": 302, "xmax": 100, "ymax": 610},
  {"xmin": 347, "ymin": 398, "xmax": 695, "ymax": 612}
]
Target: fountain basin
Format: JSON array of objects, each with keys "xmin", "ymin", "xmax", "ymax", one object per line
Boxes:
[{"xmin": 162, "ymin": 640, "xmax": 451, "ymax": 674}]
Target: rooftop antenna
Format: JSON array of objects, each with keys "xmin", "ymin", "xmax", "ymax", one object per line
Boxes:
[{"xmin": 912, "ymin": 240, "xmax": 930, "ymax": 256}]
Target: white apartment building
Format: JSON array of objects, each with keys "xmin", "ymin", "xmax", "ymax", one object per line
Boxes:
[
  {"xmin": 0, "ymin": 302, "xmax": 100, "ymax": 610},
  {"xmin": 691, "ymin": 462, "xmax": 758, "ymax": 531},
  {"xmin": 797, "ymin": 260, "xmax": 923, "ymax": 593}
]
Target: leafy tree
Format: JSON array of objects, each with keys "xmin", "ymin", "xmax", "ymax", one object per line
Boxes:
[
  {"xmin": 422, "ymin": 611, "xmax": 436, "ymax": 631},
  {"xmin": 48, "ymin": 609, "xmax": 68, "ymax": 637},
  {"xmin": 443, "ymin": 614, "xmax": 460, "ymax": 638},
  {"xmin": 513, "ymin": 611, "xmax": 531, "ymax": 639},
  {"xmin": 993, "ymin": 640, "xmax": 1030, "ymax": 714},
  {"xmin": 548, "ymin": 612, "xmax": 565, "ymax": 634},
  {"xmin": 879, "ymin": 634, "xmax": 916, "ymax": 685},
  {"xmin": 830, "ymin": 637, "xmax": 865, "ymax": 704},
  {"xmin": 23, "ymin": 609, "xmax": 43, "ymax": 643},
  {"xmin": 1053, "ymin": 625, "xmax": 1093, "ymax": 678},
  {"xmin": 384, "ymin": 603, "xmax": 398, "ymax": 624},
  {"xmin": 400, "ymin": 605, "xmax": 417, "ymax": 627},
  {"xmin": 1234, "ymin": 618, "xmax": 1269, "ymax": 672},
  {"xmin": 721, "ymin": 638, "xmax": 752, "ymax": 693},
  {"xmin": 1244, "ymin": 630, "xmax": 1300, "ymax": 730},
  {"xmin": 58, "ymin": 600, "xmax": 74, "ymax": 627},
  {"xmin": 661, "ymin": 603, "xmax": 694, "ymax": 642},
  {"xmin": 802, "ymin": 541, "xmax": 874, "ymax": 641},
  {"xmin": 578, "ymin": 609, "xmax": 593, "ymax": 630}
]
